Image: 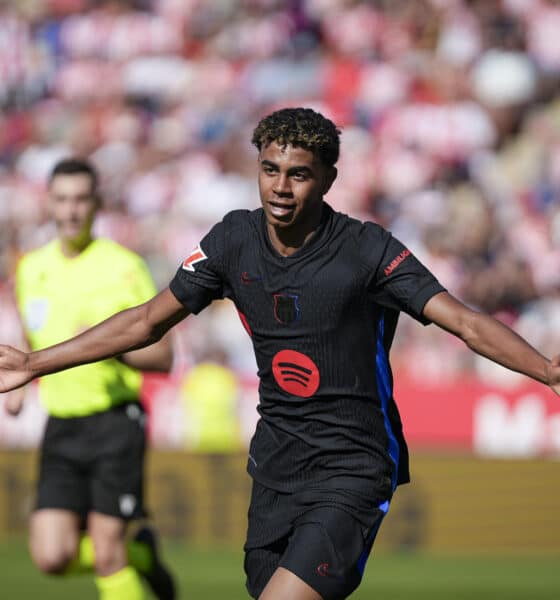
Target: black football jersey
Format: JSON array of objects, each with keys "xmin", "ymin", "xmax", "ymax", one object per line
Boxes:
[{"xmin": 170, "ymin": 203, "xmax": 445, "ymax": 502}]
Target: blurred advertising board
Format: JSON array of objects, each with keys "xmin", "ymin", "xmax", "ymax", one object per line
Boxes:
[
  {"xmin": 1, "ymin": 373, "xmax": 558, "ymax": 458},
  {"xmin": 395, "ymin": 376, "xmax": 560, "ymax": 456},
  {"xmin": 143, "ymin": 372, "xmax": 560, "ymax": 457},
  {"xmin": 0, "ymin": 450, "xmax": 559, "ymax": 553}
]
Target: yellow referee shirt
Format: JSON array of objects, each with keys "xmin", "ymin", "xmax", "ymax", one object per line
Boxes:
[{"xmin": 16, "ymin": 238, "xmax": 157, "ymax": 417}]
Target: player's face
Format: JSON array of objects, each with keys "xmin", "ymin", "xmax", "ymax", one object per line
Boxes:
[
  {"xmin": 258, "ymin": 142, "xmax": 336, "ymax": 231},
  {"xmin": 48, "ymin": 173, "xmax": 98, "ymax": 246}
]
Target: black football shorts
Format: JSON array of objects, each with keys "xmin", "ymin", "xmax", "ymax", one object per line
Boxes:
[
  {"xmin": 36, "ymin": 402, "xmax": 146, "ymax": 521},
  {"xmin": 244, "ymin": 481, "xmax": 389, "ymax": 599}
]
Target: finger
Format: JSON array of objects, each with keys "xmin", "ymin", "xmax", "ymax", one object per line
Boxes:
[
  {"xmin": 551, "ymin": 354, "xmax": 560, "ymax": 368},
  {"xmin": 4, "ymin": 401, "xmax": 18, "ymax": 416},
  {"xmin": 4, "ymin": 394, "xmax": 22, "ymax": 415}
]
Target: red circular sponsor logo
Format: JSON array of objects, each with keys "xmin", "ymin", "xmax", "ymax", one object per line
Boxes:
[
  {"xmin": 272, "ymin": 350, "xmax": 320, "ymax": 398},
  {"xmin": 317, "ymin": 562, "xmax": 329, "ymax": 577}
]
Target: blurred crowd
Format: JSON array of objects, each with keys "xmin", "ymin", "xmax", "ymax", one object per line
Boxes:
[{"xmin": 1, "ymin": 0, "xmax": 560, "ymax": 439}]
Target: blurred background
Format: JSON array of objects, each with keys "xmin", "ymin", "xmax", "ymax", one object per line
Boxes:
[{"xmin": 1, "ymin": 0, "xmax": 560, "ymax": 598}]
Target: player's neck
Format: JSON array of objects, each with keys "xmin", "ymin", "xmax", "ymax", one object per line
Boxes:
[
  {"xmin": 267, "ymin": 206, "xmax": 323, "ymax": 257},
  {"xmin": 59, "ymin": 234, "xmax": 94, "ymax": 258}
]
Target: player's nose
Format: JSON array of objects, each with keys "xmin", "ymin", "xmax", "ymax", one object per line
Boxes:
[{"xmin": 272, "ymin": 174, "xmax": 291, "ymax": 195}]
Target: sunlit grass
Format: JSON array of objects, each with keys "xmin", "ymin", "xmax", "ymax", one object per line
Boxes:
[{"xmin": 1, "ymin": 537, "xmax": 558, "ymax": 599}]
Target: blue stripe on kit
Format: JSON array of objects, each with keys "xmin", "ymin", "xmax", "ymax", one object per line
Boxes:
[
  {"xmin": 356, "ymin": 315, "xmax": 399, "ymax": 577},
  {"xmin": 357, "ymin": 498, "xmax": 391, "ymax": 576},
  {"xmin": 376, "ymin": 313, "xmax": 400, "ymax": 491}
]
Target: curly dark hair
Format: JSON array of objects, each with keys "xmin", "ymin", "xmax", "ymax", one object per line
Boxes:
[{"xmin": 252, "ymin": 107, "xmax": 341, "ymax": 167}]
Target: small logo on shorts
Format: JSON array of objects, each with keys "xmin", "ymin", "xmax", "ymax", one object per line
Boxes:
[
  {"xmin": 317, "ymin": 562, "xmax": 330, "ymax": 577},
  {"xmin": 119, "ymin": 494, "xmax": 137, "ymax": 517}
]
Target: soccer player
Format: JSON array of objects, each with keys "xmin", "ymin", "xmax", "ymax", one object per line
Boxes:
[
  {"xmin": 5, "ymin": 158, "xmax": 176, "ymax": 600},
  {"xmin": 1, "ymin": 109, "xmax": 560, "ymax": 600}
]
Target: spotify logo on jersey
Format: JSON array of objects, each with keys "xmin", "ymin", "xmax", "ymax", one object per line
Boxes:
[{"xmin": 272, "ymin": 350, "xmax": 320, "ymax": 398}]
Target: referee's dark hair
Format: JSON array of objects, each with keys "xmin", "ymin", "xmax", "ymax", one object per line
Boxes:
[
  {"xmin": 48, "ymin": 157, "xmax": 99, "ymax": 196},
  {"xmin": 252, "ymin": 107, "xmax": 341, "ymax": 168}
]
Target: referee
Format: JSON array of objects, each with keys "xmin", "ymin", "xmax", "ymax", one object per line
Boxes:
[{"xmin": 7, "ymin": 159, "xmax": 175, "ymax": 600}]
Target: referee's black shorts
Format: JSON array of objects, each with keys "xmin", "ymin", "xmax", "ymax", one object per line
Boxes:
[
  {"xmin": 36, "ymin": 401, "xmax": 146, "ymax": 521},
  {"xmin": 244, "ymin": 480, "xmax": 389, "ymax": 600}
]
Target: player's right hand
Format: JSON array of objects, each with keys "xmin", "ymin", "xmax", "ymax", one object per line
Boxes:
[{"xmin": 0, "ymin": 345, "xmax": 34, "ymax": 394}]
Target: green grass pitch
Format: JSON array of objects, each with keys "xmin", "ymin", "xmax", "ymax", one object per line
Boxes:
[{"xmin": 1, "ymin": 538, "xmax": 559, "ymax": 599}]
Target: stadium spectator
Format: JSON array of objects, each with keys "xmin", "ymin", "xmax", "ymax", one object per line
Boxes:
[{"xmin": 181, "ymin": 348, "xmax": 243, "ymax": 452}]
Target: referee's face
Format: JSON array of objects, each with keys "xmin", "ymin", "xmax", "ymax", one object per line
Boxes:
[
  {"xmin": 48, "ymin": 173, "xmax": 99, "ymax": 250},
  {"xmin": 258, "ymin": 142, "xmax": 336, "ymax": 236}
]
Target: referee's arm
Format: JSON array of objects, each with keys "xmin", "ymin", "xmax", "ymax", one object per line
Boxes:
[
  {"xmin": 423, "ymin": 291, "xmax": 560, "ymax": 396},
  {"xmin": 0, "ymin": 287, "xmax": 189, "ymax": 393}
]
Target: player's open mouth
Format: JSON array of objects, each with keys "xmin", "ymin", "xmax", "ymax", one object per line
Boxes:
[{"xmin": 268, "ymin": 202, "xmax": 296, "ymax": 218}]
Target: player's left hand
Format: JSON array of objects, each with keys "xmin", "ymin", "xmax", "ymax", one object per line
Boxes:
[{"xmin": 546, "ymin": 354, "xmax": 560, "ymax": 396}]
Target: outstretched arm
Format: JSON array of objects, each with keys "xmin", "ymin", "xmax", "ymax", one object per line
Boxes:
[
  {"xmin": 0, "ymin": 287, "xmax": 189, "ymax": 393},
  {"xmin": 118, "ymin": 333, "xmax": 174, "ymax": 373},
  {"xmin": 423, "ymin": 291, "xmax": 560, "ymax": 395}
]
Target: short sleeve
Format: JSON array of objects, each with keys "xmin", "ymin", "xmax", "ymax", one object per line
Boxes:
[
  {"xmin": 361, "ymin": 224, "xmax": 446, "ymax": 324},
  {"xmin": 169, "ymin": 221, "xmax": 226, "ymax": 314}
]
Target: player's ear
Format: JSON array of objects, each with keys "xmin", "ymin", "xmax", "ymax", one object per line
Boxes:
[{"xmin": 322, "ymin": 166, "xmax": 337, "ymax": 195}]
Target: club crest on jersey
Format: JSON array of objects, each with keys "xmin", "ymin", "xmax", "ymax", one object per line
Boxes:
[
  {"xmin": 274, "ymin": 294, "xmax": 300, "ymax": 324},
  {"xmin": 182, "ymin": 244, "xmax": 207, "ymax": 272}
]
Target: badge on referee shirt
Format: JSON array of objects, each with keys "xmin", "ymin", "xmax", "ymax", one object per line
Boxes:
[{"xmin": 24, "ymin": 298, "xmax": 49, "ymax": 331}]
